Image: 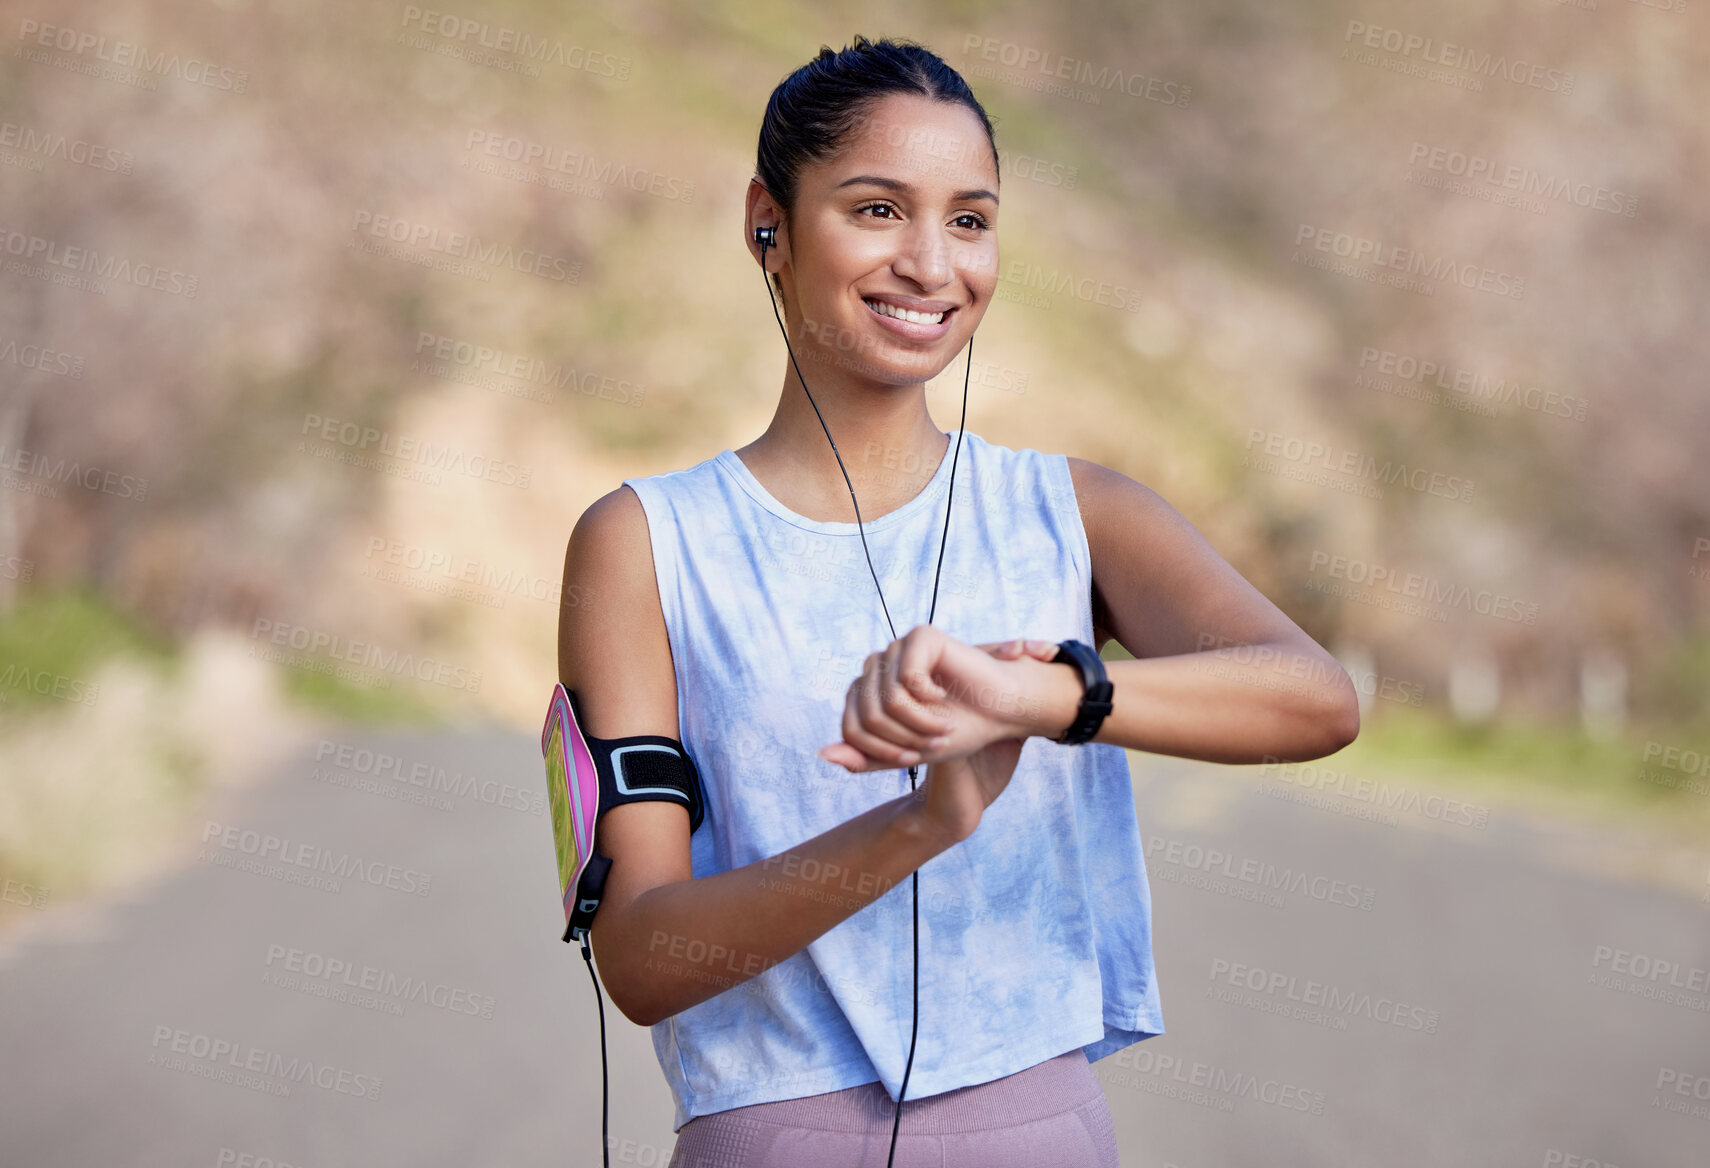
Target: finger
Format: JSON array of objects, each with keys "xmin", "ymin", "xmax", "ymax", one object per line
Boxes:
[
  {"xmin": 902, "ymin": 629, "xmax": 952, "ymax": 698},
  {"xmin": 856, "ymin": 645, "xmax": 946, "ymax": 749},
  {"xmin": 885, "ymin": 637, "xmax": 954, "ymax": 735},
  {"xmin": 975, "ymin": 638, "xmax": 1058, "ymax": 661},
  {"xmin": 840, "ymin": 663, "xmax": 928, "ymax": 767},
  {"xmin": 832, "ymin": 724, "xmax": 922, "ymax": 772},
  {"xmin": 818, "ymin": 742, "xmax": 888, "ymax": 772}
]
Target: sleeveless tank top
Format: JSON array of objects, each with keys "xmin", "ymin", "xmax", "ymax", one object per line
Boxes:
[{"xmin": 621, "ymin": 429, "xmax": 1165, "ymax": 1132}]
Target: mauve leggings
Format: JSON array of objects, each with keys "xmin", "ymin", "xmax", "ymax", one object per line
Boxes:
[{"xmin": 665, "ymin": 1048, "xmax": 1121, "ymax": 1168}]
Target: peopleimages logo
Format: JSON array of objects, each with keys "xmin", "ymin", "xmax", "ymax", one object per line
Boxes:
[
  {"xmin": 313, "ymin": 738, "xmax": 546, "ymax": 815},
  {"xmin": 263, "ymin": 943, "xmax": 496, "ymax": 1019},
  {"xmin": 960, "ymin": 35, "xmax": 1192, "ymax": 107},
  {"xmin": 1292, "ymin": 224, "xmax": 1524, "ymax": 300},
  {"xmin": 250, "ymin": 617, "xmax": 484, "ymax": 692},
  {"xmin": 1100, "ymin": 1046, "xmax": 1326, "ymax": 1114},
  {"xmin": 0, "ymin": 335, "xmax": 84, "ymax": 377},
  {"xmin": 200, "ymin": 820, "xmax": 431, "ymax": 896},
  {"xmin": 0, "ymin": 662, "xmax": 99, "ymax": 706},
  {"xmin": 410, "ymin": 331, "xmax": 645, "ymax": 406},
  {"xmin": 1591, "ymin": 945, "xmax": 1710, "ymax": 995},
  {"xmin": 1000, "ymin": 259, "xmax": 1143, "ymax": 311},
  {"xmin": 1207, "ymin": 957, "xmax": 1441, "ymax": 1033},
  {"xmin": 298, "ymin": 413, "xmax": 531, "ymax": 491},
  {"xmin": 0, "ymin": 225, "xmax": 198, "ymax": 297},
  {"xmin": 0, "ymin": 120, "xmax": 133, "ymax": 174},
  {"xmin": 1245, "ymin": 429, "xmax": 1475, "ymax": 503},
  {"xmin": 1257, "ymin": 757, "xmax": 1488, "ymax": 830},
  {"xmin": 1356, "ymin": 346, "xmax": 1587, "ymax": 422},
  {"xmin": 398, "ymin": 6, "xmax": 631, "ymax": 79},
  {"xmin": 1306, "ymin": 551, "xmax": 1538, "ymax": 624},
  {"xmin": 1407, "ymin": 143, "xmax": 1637, "ymax": 219},
  {"xmin": 16, "ymin": 19, "xmax": 249, "ymax": 91},
  {"xmin": 1340, "ymin": 21, "xmax": 1576, "ymax": 94},
  {"xmin": 348, "ymin": 210, "xmax": 578, "ymax": 284},
  {"xmin": 1146, "ymin": 836, "xmax": 1377, "ymax": 911},
  {"xmin": 149, "ymin": 1025, "xmax": 381, "ymax": 1099},
  {"xmin": 0, "ymin": 442, "xmax": 148, "ymax": 499},
  {"xmin": 462, "ymin": 131, "xmax": 694, "ymax": 202}
]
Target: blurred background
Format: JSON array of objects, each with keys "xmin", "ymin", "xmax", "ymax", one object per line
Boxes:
[{"xmin": 1, "ymin": 1, "xmax": 1707, "ymax": 1165}]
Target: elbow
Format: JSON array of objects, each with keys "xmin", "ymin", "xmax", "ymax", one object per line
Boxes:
[
  {"xmin": 622, "ymin": 999, "xmax": 663, "ymax": 1029},
  {"xmin": 628, "ymin": 987, "xmax": 688, "ymax": 1029},
  {"xmin": 1316, "ymin": 675, "xmax": 1362, "ymax": 756},
  {"xmin": 1274, "ymin": 675, "xmax": 1361, "ymax": 763},
  {"xmin": 606, "ymin": 968, "xmax": 665, "ymax": 1028},
  {"xmin": 1329, "ymin": 693, "xmax": 1361, "ymax": 753},
  {"xmin": 588, "ymin": 918, "xmax": 665, "ymax": 1028}
]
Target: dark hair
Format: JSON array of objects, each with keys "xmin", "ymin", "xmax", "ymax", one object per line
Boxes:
[{"xmin": 756, "ymin": 35, "xmax": 999, "ymax": 292}]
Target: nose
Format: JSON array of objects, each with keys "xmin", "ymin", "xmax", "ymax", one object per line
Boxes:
[{"xmin": 891, "ymin": 227, "xmax": 953, "ymax": 291}]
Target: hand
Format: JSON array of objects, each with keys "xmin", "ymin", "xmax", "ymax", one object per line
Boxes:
[
  {"xmin": 817, "ymin": 627, "xmax": 1061, "ymax": 773},
  {"xmin": 909, "ymin": 736, "xmax": 1027, "ymax": 845}
]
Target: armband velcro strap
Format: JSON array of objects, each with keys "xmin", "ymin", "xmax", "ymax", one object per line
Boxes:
[
  {"xmin": 540, "ymin": 683, "xmax": 705, "ymax": 944},
  {"xmin": 582, "ymin": 731, "xmax": 704, "ymax": 834}
]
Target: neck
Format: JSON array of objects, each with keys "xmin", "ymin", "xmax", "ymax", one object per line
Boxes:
[{"xmin": 738, "ymin": 357, "xmax": 960, "ymax": 523}]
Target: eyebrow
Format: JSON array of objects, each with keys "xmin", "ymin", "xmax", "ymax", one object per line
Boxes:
[{"xmin": 833, "ymin": 174, "xmax": 998, "ymax": 204}]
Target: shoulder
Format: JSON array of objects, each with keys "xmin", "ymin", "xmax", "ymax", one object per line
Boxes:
[
  {"xmin": 1064, "ymin": 455, "xmax": 1184, "ymax": 539},
  {"xmin": 557, "ymin": 482, "xmax": 678, "ymax": 733},
  {"xmin": 558, "ymin": 484, "xmax": 658, "ymax": 659},
  {"xmin": 569, "ymin": 443, "xmax": 740, "ymax": 570},
  {"xmin": 574, "ymin": 451, "xmax": 728, "ymax": 539},
  {"xmin": 1064, "ymin": 454, "xmax": 1148, "ymax": 501},
  {"xmin": 954, "ymin": 429, "xmax": 1069, "ymax": 498},
  {"xmin": 1059, "ymin": 457, "xmax": 1208, "ymax": 653},
  {"xmin": 571, "ymin": 482, "xmax": 651, "ymax": 560},
  {"xmin": 965, "ymin": 430, "xmax": 1115, "ymax": 490},
  {"xmin": 961, "ymin": 435, "xmax": 1164, "ymax": 533},
  {"xmin": 620, "ymin": 449, "xmax": 728, "ymax": 494},
  {"xmin": 562, "ymin": 474, "xmax": 691, "ymax": 613}
]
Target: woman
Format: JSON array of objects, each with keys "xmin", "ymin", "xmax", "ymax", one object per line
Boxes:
[{"xmin": 556, "ymin": 35, "xmax": 1360, "ymax": 1168}]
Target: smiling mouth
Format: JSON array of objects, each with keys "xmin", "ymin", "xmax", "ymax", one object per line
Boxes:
[{"xmin": 863, "ymin": 297, "xmax": 950, "ymax": 325}]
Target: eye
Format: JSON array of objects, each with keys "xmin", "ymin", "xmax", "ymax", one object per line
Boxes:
[
  {"xmin": 855, "ymin": 202, "xmax": 992, "ymax": 231},
  {"xmin": 855, "ymin": 201, "xmax": 900, "ymax": 220}
]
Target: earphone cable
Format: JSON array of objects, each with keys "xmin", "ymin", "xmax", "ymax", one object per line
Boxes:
[
  {"xmin": 580, "ymin": 935, "xmax": 610, "ymax": 1168},
  {"xmin": 757, "ymin": 228, "xmax": 972, "ymax": 1168}
]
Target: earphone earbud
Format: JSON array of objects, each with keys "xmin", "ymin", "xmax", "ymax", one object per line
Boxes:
[{"xmin": 754, "ymin": 225, "xmax": 776, "ymax": 251}]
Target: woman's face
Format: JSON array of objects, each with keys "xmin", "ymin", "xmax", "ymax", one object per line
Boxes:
[{"xmin": 772, "ymin": 92, "xmax": 1000, "ymax": 386}]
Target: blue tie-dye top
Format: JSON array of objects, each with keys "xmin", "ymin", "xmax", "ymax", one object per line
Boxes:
[{"xmin": 621, "ymin": 429, "xmax": 1165, "ymax": 1132}]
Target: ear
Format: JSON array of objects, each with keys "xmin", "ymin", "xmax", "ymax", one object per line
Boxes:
[{"xmin": 745, "ymin": 177, "xmax": 787, "ymax": 271}]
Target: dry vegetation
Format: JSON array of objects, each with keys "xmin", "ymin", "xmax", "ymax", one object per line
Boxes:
[{"xmin": 2, "ymin": 0, "xmax": 1708, "ymax": 908}]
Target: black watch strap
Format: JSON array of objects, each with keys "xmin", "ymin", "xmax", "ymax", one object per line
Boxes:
[{"xmin": 1050, "ymin": 639, "xmax": 1113, "ymax": 745}]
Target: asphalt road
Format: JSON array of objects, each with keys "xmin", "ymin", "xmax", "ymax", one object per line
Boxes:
[{"xmin": 1, "ymin": 728, "xmax": 1706, "ymax": 1167}]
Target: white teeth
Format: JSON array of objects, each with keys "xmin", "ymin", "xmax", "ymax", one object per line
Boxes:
[{"xmin": 865, "ymin": 298, "xmax": 945, "ymax": 325}]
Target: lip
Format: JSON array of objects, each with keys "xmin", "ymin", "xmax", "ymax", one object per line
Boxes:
[
  {"xmin": 862, "ymin": 295, "xmax": 957, "ymax": 340},
  {"xmin": 864, "ymin": 292, "xmax": 958, "ymax": 312}
]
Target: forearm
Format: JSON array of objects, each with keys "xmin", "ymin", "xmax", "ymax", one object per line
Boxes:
[
  {"xmin": 595, "ymin": 788, "xmax": 951, "ymax": 1027},
  {"xmin": 1021, "ymin": 641, "xmax": 1359, "ymax": 764}
]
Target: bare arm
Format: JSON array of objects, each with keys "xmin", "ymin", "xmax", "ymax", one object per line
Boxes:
[
  {"xmin": 1041, "ymin": 457, "xmax": 1361, "ymax": 763},
  {"xmin": 815, "ymin": 459, "xmax": 1362, "ymax": 773},
  {"xmin": 558, "ymin": 485, "xmax": 956, "ymax": 1028}
]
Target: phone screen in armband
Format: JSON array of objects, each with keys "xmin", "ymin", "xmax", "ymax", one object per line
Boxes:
[{"xmin": 542, "ymin": 682, "xmax": 601, "ymax": 941}]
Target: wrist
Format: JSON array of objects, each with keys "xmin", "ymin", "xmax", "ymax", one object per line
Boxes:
[
  {"xmin": 1046, "ymin": 640, "xmax": 1115, "ymax": 744},
  {"xmin": 1023, "ymin": 654, "xmax": 1086, "ymax": 741},
  {"xmin": 894, "ymin": 788, "xmax": 966, "ymax": 851}
]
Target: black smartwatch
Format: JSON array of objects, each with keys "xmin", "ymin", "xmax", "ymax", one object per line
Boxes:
[{"xmin": 1050, "ymin": 639, "xmax": 1114, "ymax": 745}]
